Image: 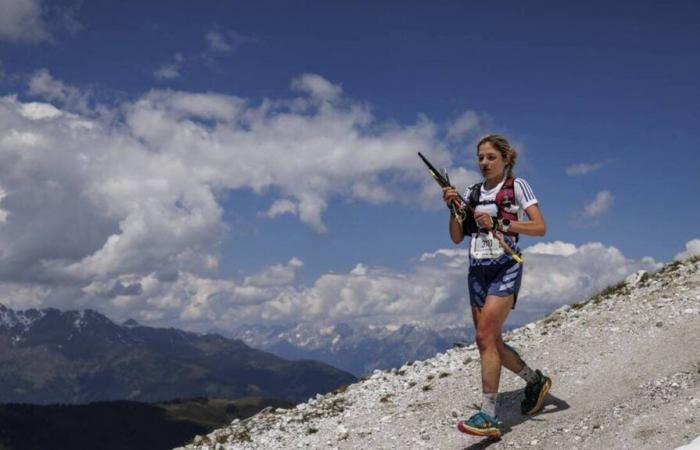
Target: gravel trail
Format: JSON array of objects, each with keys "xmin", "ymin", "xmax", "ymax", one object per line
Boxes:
[{"xmin": 177, "ymin": 258, "xmax": 700, "ymax": 450}]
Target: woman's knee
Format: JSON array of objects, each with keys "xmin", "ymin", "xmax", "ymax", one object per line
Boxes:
[{"xmin": 475, "ymin": 327, "xmax": 500, "ymax": 351}]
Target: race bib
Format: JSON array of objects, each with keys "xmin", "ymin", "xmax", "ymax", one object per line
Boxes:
[{"xmin": 470, "ymin": 232, "xmax": 505, "ymax": 259}]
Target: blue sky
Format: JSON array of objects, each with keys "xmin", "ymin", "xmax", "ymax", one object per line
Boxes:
[{"xmin": 0, "ymin": 0, "xmax": 698, "ymax": 331}]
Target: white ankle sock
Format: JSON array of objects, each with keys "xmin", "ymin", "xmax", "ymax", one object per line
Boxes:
[
  {"xmin": 517, "ymin": 365, "xmax": 538, "ymax": 384},
  {"xmin": 481, "ymin": 392, "xmax": 498, "ymax": 417}
]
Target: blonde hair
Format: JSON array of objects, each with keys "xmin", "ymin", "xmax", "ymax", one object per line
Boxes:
[{"xmin": 477, "ymin": 134, "xmax": 518, "ymax": 178}]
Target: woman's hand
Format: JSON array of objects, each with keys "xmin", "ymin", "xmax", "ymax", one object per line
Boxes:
[
  {"xmin": 474, "ymin": 211, "xmax": 495, "ymax": 230},
  {"xmin": 442, "ymin": 186, "xmax": 459, "ymax": 207}
]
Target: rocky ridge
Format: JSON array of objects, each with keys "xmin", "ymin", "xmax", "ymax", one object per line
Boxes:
[
  {"xmin": 178, "ymin": 257, "xmax": 700, "ymax": 450},
  {"xmin": 230, "ymin": 321, "xmax": 475, "ymax": 376}
]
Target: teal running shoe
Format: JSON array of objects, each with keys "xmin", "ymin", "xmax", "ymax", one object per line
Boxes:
[
  {"xmin": 521, "ymin": 369, "xmax": 552, "ymax": 415},
  {"xmin": 457, "ymin": 410, "xmax": 503, "ymax": 439}
]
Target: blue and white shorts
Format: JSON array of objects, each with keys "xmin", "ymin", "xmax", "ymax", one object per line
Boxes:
[{"xmin": 467, "ymin": 261, "xmax": 523, "ymax": 309}]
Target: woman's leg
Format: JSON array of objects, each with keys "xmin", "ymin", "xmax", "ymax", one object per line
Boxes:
[
  {"xmin": 472, "ymin": 294, "xmax": 515, "ymax": 393},
  {"xmin": 497, "ymin": 336, "xmax": 526, "ymax": 373},
  {"xmin": 472, "ymin": 302, "xmax": 526, "ymax": 375}
]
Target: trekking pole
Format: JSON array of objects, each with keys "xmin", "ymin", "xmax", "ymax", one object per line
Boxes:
[{"xmin": 417, "ymin": 152, "xmax": 523, "ymax": 264}]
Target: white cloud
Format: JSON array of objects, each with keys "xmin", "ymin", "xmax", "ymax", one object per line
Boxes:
[
  {"xmin": 0, "ymin": 0, "xmax": 48, "ymax": 43},
  {"xmin": 2, "ymin": 72, "xmax": 664, "ymax": 334},
  {"xmin": 27, "ymin": 69, "xmax": 90, "ymax": 113},
  {"xmin": 291, "ymin": 73, "xmax": 343, "ymax": 102},
  {"xmin": 154, "ymin": 53, "xmax": 185, "ymax": 80},
  {"xmin": 565, "ymin": 159, "xmax": 612, "ymax": 176},
  {"xmin": 524, "ymin": 241, "xmax": 578, "ymax": 256},
  {"xmin": 518, "ymin": 242, "xmax": 660, "ymax": 315},
  {"xmin": 582, "ymin": 190, "xmax": 614, "ymax": 217},
  {"xmin": 446, "ymin": 110, "xmax": 480, "ymax": 139},
  {"xmin": 19, "ymin": 101, "xmax": 63, "ymax": 119},
  {"xmin": 0, "ymin": 72, "xmax": 466, "ymax": 300},
  {"xmin": 675, "ymin": 238, "xmax": 700, "ymax": 261},
  {"xmin": 205, "ymin": 28, "xmax": 257, "ymax": 54},
  {"xmin": 243, "ymin": 258, "xmax": 303, "ymax": 287},
  {"xmin": 0, "ymin": 0, "xmax": 81, "ymax": 43},
  {"xmin": 54, "ymin": 239, "xmax": 661, "ymax": 332},
  {"xmin": 265, "ymin": 199, "xmax": 298, "ymax": 218}
]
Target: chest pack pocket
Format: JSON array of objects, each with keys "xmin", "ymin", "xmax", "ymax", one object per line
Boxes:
[{"xmin": 462, "ymin": 176, "xmax": 519, "ymax": 240}]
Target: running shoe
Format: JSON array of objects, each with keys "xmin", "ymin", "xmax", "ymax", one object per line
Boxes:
[
  {"xmin": 457, "ymin": 410, "xmax": 503, "ymax": 439},
  {"xmin": 521, "ymin": 369, "xmax": 552, "ymax": 415}
]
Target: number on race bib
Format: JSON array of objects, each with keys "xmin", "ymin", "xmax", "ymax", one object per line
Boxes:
[{"xmin": 469, "ymin": 233, "xmax": 505, "ymax": 259}]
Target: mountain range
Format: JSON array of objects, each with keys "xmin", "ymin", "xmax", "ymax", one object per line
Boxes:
[
  {"xmin": 0, "ymin": 305, "xmax": 355, "ymax": 404},
  {"xmin": 230, "ymin": 321, "xmax": 477, "ymax": 376}
]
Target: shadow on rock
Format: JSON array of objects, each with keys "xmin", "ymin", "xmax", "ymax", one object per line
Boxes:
[{"xmin": 459, "ymin": 387, "xmax": 570, "ymax": 449}]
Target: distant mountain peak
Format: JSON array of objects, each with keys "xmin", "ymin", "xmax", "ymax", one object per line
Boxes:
[
  {"xmin": 0, "ymin": 303, "xmax": 47, "ymax": 332},
  {"xmin": 122, "ymin": 318, "xmax": 141, "ymax": 328}
]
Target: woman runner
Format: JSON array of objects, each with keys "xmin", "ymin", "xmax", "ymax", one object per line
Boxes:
[{"xmin": 442, "ymin": 134, "xmax": 552, "ymax": 439}]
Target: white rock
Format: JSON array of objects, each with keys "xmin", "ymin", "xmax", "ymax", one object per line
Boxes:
[
  {"xmin": 626, "ymin": 270, "xmax": 647, "ymax": 286},
  {"xmin": 336, "ymin": 424, "xmax": 349, "ymax": 440}
]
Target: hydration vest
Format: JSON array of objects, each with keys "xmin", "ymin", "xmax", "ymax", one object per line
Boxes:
[{"xmin": 463, "ymin": 176, "xmax": 519, "ymax": 238}]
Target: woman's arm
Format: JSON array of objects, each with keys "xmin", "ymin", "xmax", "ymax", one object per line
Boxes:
[
  {"xmin": 443, "ymin": 186, "xmax": 465, "ymax": 244},
  {"xmin": 509, "ymin": 204, "xmax": 546, "ymax": 236},
  {"xmin": 449, "ymin": 214, "xmax": 465, "ymax": 244}
]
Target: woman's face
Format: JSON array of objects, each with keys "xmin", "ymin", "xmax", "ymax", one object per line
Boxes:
[{"xmin": 477, "ymin": 142, "xmax": 507, "ymax": 180}]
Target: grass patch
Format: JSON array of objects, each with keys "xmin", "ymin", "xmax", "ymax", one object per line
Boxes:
[
  {"xmin": 332, "ymin": 384, "xmax": 349, "ymax": 395},
  {"xmin": 660, "ymin": 260, "xmax": 682, "ymax": 274},
  {"xmin": 598, "ymin": 280, "xmax": 629, "ymax": 298},
  {"xmin": 638, "ymin": 271, "xmax": 650, "ymax": 286}
]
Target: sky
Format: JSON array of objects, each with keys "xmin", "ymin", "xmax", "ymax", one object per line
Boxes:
[{"xmin": 0, "ymin": 0, "xmax": 698, "ymax": 333}]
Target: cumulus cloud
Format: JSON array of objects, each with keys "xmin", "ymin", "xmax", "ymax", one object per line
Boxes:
[
  {"xmin": 51, "ymin": 239, "xmax": 661, "ymax": 332},
  {"xmin": 243, "ymin": 258, "xmax": 303, "ymax": 287},
  {"xmin": 154, "ymin": 53, "xmax": 186, "ymax": 80},
  {"xmin": 582, "ymin": 190, "xmax": 614, "ymax": 218},
  {"xmin": 264, "ymin": 199, "xmax": 298, "ymax": 218},
  {"xmin": 0, "ymin": 0, "xmax": 81, "ymax": 43},
  {"xmin": 675, "ymin": 238, "xmax": 700, "ymax": 261},
  {"xmin": 28, "ymin": 69, "xmax": 90, "ymax": 113},
  {"xmin": 205, "ymin": 28, "xmax": 257, "ymax": 54},
  {"xmin": 291, "ymin": 73, "xmax": 343, "ymax": 101},
  {"xmin": 516, "ymin": 241, "xmax": 660, "ymax": 322},
  {"xmin": 3, "ymin": 71, "xmax": 660, "ymax": 334},
  {"xmin": 446, "ymin": 110, "xmax": 481, "ymax": 140},
  {"xmin": 565, "ymin": 159, "xmax": 612, "ymax": 176},
  {"xmin": 0, "ymin": 0, "xmax": 48, "ymax": 43},
  {"xmin": 0, "ymin": 71, "xmax": 481, "ymax": 317}
]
